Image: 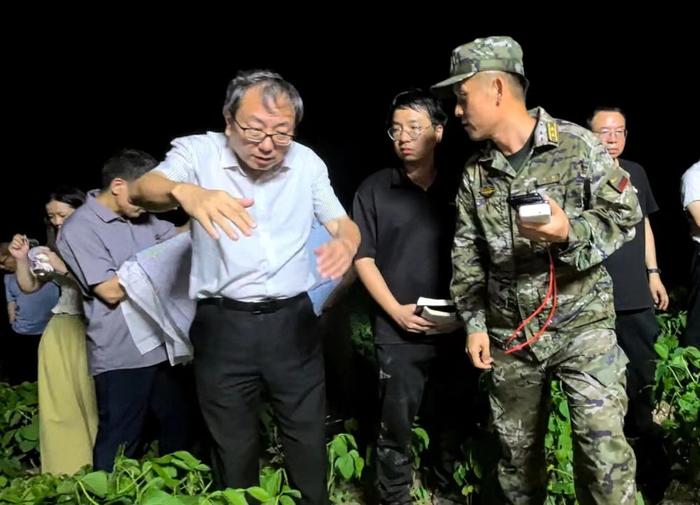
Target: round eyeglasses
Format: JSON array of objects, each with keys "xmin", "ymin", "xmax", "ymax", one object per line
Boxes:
[{"xmin": 387, "ymin": 124, "xmax": 434, "ymax": 141}]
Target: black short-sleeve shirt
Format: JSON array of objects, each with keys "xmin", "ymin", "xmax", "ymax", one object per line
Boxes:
[
  {"xmin": 353, "ymin": 167, "xmax": 458, "ymax": 343},
  {"xmin": 603, "ymin": 159, "xmax": 659, "ymax": 311}
]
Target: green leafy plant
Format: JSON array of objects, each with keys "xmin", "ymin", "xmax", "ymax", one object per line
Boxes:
[
  {"xmin": 656, "ymin": 311, "xmax": 688, "ymax": 340},
  {"xmin": 326, "ymin": 433, "xmax": 364, "ymax": 502},
  {"xmin": 245, "ymin": 466, "xmax": 300, "ymax": 505},
  {"xmin": 654, "ymin": 311, "xmax": 700, "ymax": 484},
  {"xmin": 408, "ymin": 424, "xmax": 431, "ymax": 504},
  {"xmin": 0, "ymin": 450, "xmax": 211, "ymax": 504},
  {"xmin": 410, "ymin": 425, "xmax": 429, "ymax": 471},
  {"xmin": 0, "ymin": 451, "xmax": 301, "ymax": 505},
  {"xmin": 452, "ymin": 432, "xmax": 499, "ymax": 501},
  {"xmin": 349, "ymin": 312, "xmax": 374, "ymax": 361},
  {"xmin": 259, "ymin": 404, "xmax": 284, "ymax": 467},
  {"xmin": 544, "ymin": 381, "xmax": 576, "ymax": 505},
  {"xmin": 0, "ymin": 382, "xmax": 39, "ymax": 476}
]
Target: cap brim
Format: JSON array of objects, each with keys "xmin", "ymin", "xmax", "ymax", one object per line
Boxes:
[{"xmin": 430, "ymin": 72, "xmax": 476, "ymax": 97}]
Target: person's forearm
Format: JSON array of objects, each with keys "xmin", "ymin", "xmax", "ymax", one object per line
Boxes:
[
  {"xmin": 93, "ymin": 276, "xmax": 127, "ymax": 306},
  {"xmin": 14, "ymin": 257, "xmax": 41, "ymax": 293},
  {"xmin": 355, "ymin": 258, "xmax": 400, "ymax": 316},
  {"xmin": 328, "ymin": 216, "xmax": 361, "ymax": 255},
  {"xmin": 130, "ymin": 172, "xmax": 182, "ymax": 212}
]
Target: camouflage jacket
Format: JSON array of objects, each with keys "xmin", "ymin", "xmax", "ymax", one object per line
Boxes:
[{"xmin": 451, "ymin": 107, "xmax": 642, "ymax": 361}]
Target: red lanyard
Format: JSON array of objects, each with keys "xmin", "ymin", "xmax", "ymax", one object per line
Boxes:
[{"xmin": 504, "ymin": 249, "xmax": 558, "ymax": 354}]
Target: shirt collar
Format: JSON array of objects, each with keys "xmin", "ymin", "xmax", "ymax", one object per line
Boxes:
[{"xmin": 85, "ymin": 190, "xmax": 124, "ymax": 223}]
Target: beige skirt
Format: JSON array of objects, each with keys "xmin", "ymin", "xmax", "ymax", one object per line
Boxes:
[{"xmin": 38, "ymin": 314, "xmax": 97, "ymax": 475}]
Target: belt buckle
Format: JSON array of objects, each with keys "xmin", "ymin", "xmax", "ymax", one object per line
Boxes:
[{"xmin": 252, "ymin": 298, "xmax": 276, "ymax": 315}]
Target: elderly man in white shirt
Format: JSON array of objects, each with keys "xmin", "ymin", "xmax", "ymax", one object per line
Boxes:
[
  {"xmin": 681, "ymin": 160, "xmax": 700, "ymax": 347},
  {"xmin": 130, "ymin": 69, "xmax": 360, "ymax": 505}
]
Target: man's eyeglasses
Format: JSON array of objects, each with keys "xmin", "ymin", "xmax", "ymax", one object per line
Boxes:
[
  {"xmin": 233, "ymin": 118, "xmax": 295, "ymax": 146},
  {"xmin": 387, "ymin": 124, "xmax": 434, "ymax": 141},
  {"xmin": 594, "ymin": 128, "xmax": 627, "ymax": 139}
]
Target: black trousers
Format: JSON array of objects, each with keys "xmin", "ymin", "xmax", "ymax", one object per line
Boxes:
[
  {"xmin": 191, "ymin": 294, "xmax": 327, "ymax": 505},
  {"xmin": 615, "ymin": 308, "xmax": 659, "ymax": 437},
  {"xmin": 375, "ymin": 337, "xmax": 476, "ymax": 505},
  {"xmin": 317, "ymin": 303, "xmax": 354, "ymax": 421},
  {"xmin": 92, "ymin": 362, "xmax": 197, "ymax": 471},
  {"xmin": 684, "ymin": 241, "xmax": 700, "ymax": 348},
  {"xmin": 615, "ymin": 307, "xmax": 669, "ymax": 494}
]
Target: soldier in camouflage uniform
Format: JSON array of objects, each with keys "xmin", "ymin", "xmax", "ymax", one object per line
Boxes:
[{"xmin": 431, "ymin": 36, "xmax": 641, "ymax": 505}]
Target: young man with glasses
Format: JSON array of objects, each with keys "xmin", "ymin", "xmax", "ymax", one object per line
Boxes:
[
  {"xmin": 353, "ymin": 89, "xmax": 473, "ymax": 505},
  {"xmin": 588, "ymin": 106, "xmax": 669, "ymax": 500},
  {"xmin": 129, "ymin": 70, "xmax": 360, "ymax": 505}
]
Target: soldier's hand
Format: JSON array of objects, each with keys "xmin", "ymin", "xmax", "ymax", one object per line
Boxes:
[
  {"xmin": 171, "ymin": 183, "xmax": 256, "ymax": 241},
  {"xmin": 390, "ymin": 304, "xmax": 436, "ymax": 333},
  {"xmin": 649, "ymin": 274, "xmax": 669, "ymax": 310},
  {"xmin": 517, "ymin": 197, "xmax": 570, "ymax": 243},
  {"xmin": 466, "ymin": 332, "xmax": 493, "ymax": 369}
]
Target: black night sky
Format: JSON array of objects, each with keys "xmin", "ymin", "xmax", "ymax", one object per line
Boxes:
[{"xmin": 3, "ymin": 15, "xmax": 698, "ymax": 298}]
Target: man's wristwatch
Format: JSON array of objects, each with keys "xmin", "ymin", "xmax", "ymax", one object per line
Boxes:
[{"xmin": 646, "ymin": 267, "xmax": 661, "ymax": 276}]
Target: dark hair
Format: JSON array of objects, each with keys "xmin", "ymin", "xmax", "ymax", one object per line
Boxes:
[
  {"xmin": 47, "ymin": 186, "xmax": 85, "ymax": 209},
  {"xmin": 587, "ymin": 106, "xmax": 626, "ymax": 128},
  {"xmin": 101, "ymin": 149, "xmax": 158, "ymax": 189},
  {"xmin": 387, "ymin": 88, "xmax": 448, "ymax": 127},
  {"xmin": 223, "ymin": 69, "xmax": 304, "ymax": 126},
  {"xmin": 44, "ymin": 186, "xmax": 86, "ymax": 249}
]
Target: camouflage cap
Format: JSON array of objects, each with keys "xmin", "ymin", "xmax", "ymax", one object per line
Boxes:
[{"xmin": 431, "ymin": 36, "xmax": 528, "ymax": 96}]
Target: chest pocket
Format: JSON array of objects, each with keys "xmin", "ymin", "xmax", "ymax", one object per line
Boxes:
[
  {"xmin": 474, "ymin": 177, "xmax": 509, "ymax": 225},
  {"xmin": 535, "ymin": 172, "xmax": 589, "ymax": 217},
  {"xmin": 473, "ymin": 188, "xmax": 513, "ymax": 258}
]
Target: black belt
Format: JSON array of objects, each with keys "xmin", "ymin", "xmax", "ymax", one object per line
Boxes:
[{"xmin": 198, "ymin": 292, "xmax": 307, "ymax": 314}]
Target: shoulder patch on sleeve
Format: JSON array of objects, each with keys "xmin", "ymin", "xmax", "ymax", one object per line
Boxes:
[{"xmin": 607, "ymin": 168, "xmax": 630, "ymax": 193}]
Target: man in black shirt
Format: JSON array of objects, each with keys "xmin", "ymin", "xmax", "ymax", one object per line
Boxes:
[
  {"xmin": 589, "ymin": 106, "xmax": 669, "ymax": 500},
  {"xmin": 353, "ymin": 90, "xmax": 473, "ymax": 505}
]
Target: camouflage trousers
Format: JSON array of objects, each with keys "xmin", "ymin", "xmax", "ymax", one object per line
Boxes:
[{"xmin": 489, "ymin": 326, "xmax": 637, "ymax": 505}]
